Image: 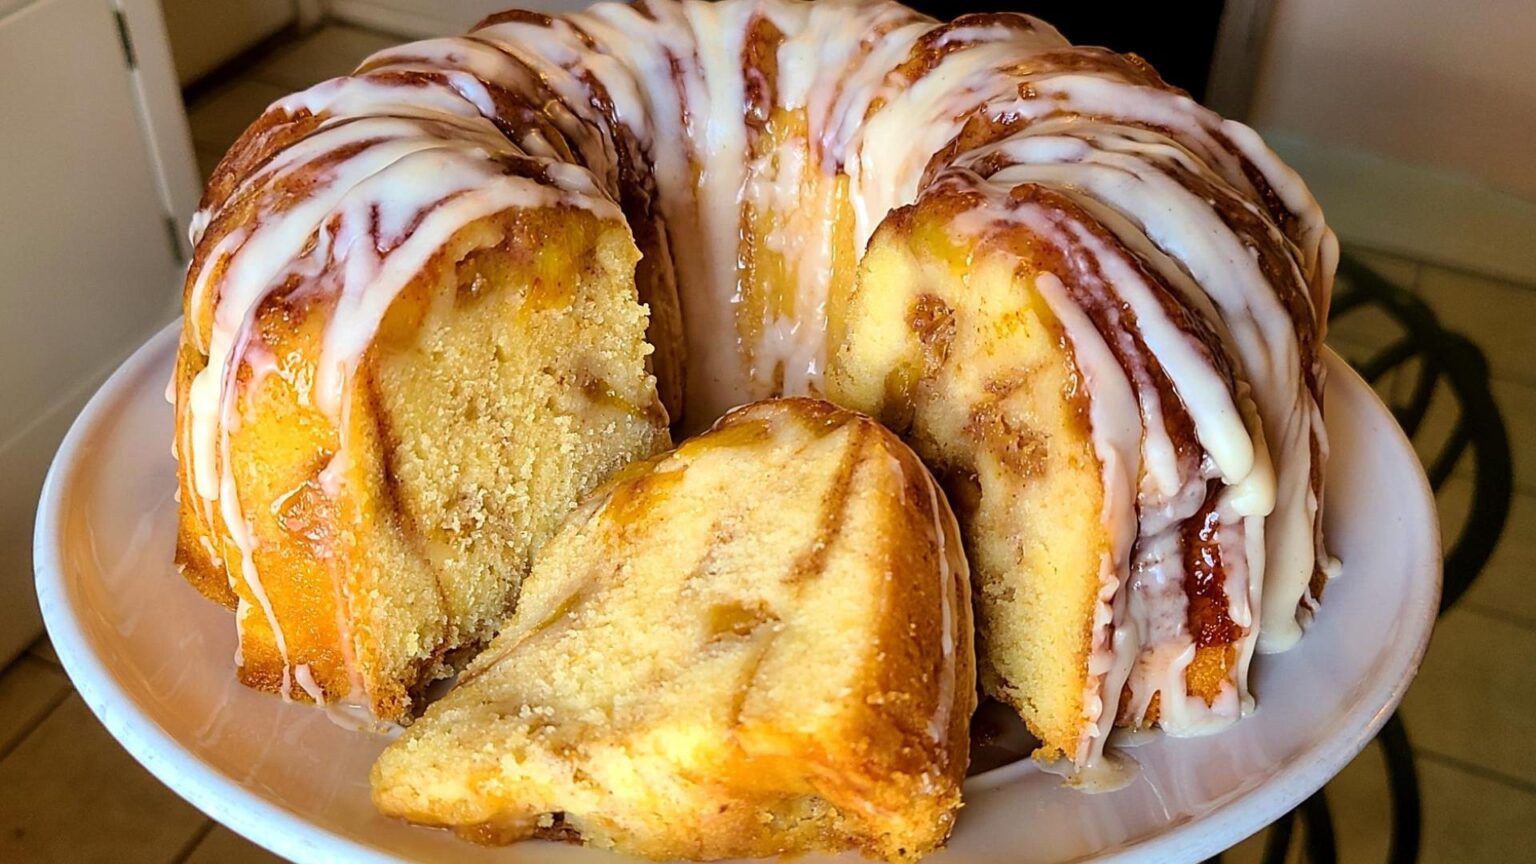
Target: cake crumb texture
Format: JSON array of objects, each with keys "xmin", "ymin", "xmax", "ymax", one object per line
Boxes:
[{"xmin": 371, "ymin": 398, "xmax": 976, "ymax": 861}]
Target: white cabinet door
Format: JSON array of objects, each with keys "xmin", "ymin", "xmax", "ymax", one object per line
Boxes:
[{"xmin": 0, "ymin": 0, "xmax": 191, "ymax": 664}]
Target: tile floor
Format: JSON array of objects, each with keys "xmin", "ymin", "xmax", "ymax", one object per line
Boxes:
[{"xmin": 5, "ymin": 21, "xmax": 1536, "ymax": 864}]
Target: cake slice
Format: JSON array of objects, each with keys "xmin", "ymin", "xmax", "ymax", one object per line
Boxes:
[
  {"xmin": 174, "ymin": 204, "xmax": 671, "ymax": 722},
  {"xmin": 371, "ymin": 398, "xmax": 975, "ymax": 861},
  {"xmin": 829, "ymin": 183, "xmax": 1273, "ymax": 771},
  {"xmin": 829, "ymin": 196, "xmax": 1115, "ymax": 768}
]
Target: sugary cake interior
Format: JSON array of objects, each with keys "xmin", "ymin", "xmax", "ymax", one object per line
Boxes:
[
  {"xmin": 371, "ymin": 400, "xmax": 972, "ymax": 862},
  {"xmin": 830, "ymin": 203, "xmax": 1108, "ymax": 760},
  {"xmin": 192, "ymin": 207, "xmax": 669, "ymax": 719},
  {"xmin": 365, "ymin": 210, "xmax": 669, "ymax": 676}
]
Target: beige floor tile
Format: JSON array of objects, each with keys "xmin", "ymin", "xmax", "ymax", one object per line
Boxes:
[
  {"xmin": 1327, "ymin": 246, "xmax": 1419, "ymax": 355},
  {"xmin": 1326, "ymin": 337, "xmax": 1381, "ymax": 370},
  {"xmin": 1409, "ymin": 374, "xmax": 1535, "ymax": 495},
  {"xmin": 1223, "ymin": 738, "xmax": 1536, "ymax": 862},
  {"xmin": 1326, "ymin": 309, "xmax": 1402, "ymax": 361},
  {"xmin": 26, "ymin": 637, "xmax": 59, "ymax": 668},
  {"xmin": 250, "ymin": 26, "xmax": 399, "ymax": 91},
  {"xmin": 1490, "ymin": 378, "xmax": 1536, "ymax": 494},
  {"xmin": 1400, "ymin": 608, "xmax": 1536, "ymax": 786},
  {"xmin": 1437, "ymin": 475, "xmax": 1536, "ymax": 627},
  {"xmin": 0, "ymin": 657, "xmax": 69, "ymax": 755},
  {"xmin": 0, "ymin": 695, "xmax": 206, "ymax": 862},
  {"xmin": 187, "ymin": 79, "xmax": 289, "ymax": 153},
  {"xmin": 1327, "ymin": 252, "xmax": 1536, "ymax": 497},
  {"xmin": 1317, "ymin": 741, "xmax": 1393, "ymax": 862},
  {"xmin": 1415, "ymin": 266, "xmax": 1536, "ymax": 387},
  {"xmin": 1348, "ymin": 247, "xmax": 1421, "ymax": 289},
  {"xmin": 184, "ymin": 825, "xmax": 288, "ymax": 864},
  {"xmin": 1221, "ymin": 743, "xmax": 1388, "ymax": 863},
  {"xmin": 1414, "ymin": 755, "xmax": 1536, "ymax": 862}
]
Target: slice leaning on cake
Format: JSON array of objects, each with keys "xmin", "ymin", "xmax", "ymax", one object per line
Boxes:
[
  {"xmin": 372, "ymin": 398, "xmax": 975, "ymax": 861},
  {"xmin": 171, "ymin": 0, "xmax": 1337, "ymax": 788}
]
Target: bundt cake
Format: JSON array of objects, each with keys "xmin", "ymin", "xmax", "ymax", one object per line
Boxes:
[
  {"xmin": 371, "ymin": 398, "xmax": 975, "ymax": 861},
  {"xmin": 174, "ymin": 0, "xmax": 1336, "ymax": 776}
]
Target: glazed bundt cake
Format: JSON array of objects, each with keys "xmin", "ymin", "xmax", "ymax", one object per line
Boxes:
[
  {"xmin": 175, "ymin": 0, "xmax": 1335, "ymax": 776},
  {"xmin": 371, "ymin": 398, "xmax": 975, "ymax": 861}
]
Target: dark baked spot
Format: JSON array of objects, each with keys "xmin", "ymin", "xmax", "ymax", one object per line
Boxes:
[
  {"xmin": 707, "ymin": 601, "xmax": 776, "ymax": 640},
  {"xmin": 880, "ymin": 364, "xmax": 919, "ymax": 435},
  {"xmin": 783, "ymin": 425, "xmax": 864, "ymax": 584},
  {"xmin": 966, "ymin": 402, "xmax": 1047, "ymax": 479},
  {"xmin": 907, "ymin": 293, "xmax": 956, "ymax": 374},
  {"xmin": 273, "ymin": 470, "xmax": 333, "ymax": 549},
  {"xmin": 939, "ymin": 469, "xmax": 982, "ymax": 520}
]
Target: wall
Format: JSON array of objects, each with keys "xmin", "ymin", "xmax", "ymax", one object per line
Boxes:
[
  {"xmin": 328, "ymin": 0, "xmax": 589, "ymax": 39},
  {"xmin": 1251, "ymin": 0, "xmax": 1536, "ymax": 203},
  {"xmin": 160, "ymin": 0, "xmax": 293, "ymax": 86},
  {"xmin": 1247, "ymin": 0, "xmax": 1536, "ymax": 282}
]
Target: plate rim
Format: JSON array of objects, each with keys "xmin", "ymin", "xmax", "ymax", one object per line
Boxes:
[{"xmin": 33, "ymin": 320, "xmax": 1442, "ymax": 864}]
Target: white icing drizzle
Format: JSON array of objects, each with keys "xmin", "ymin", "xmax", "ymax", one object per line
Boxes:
[
  {"xmin": 293, "ymin": 662, "xmax": 326, "ymax": 702},
  {"xmin": 176, "ymin": 0, "xmax": 1333, "ymax": 753},
  {"xmin": 953, "ymin": 126, "xmax": 1325, "ymax": 662}
]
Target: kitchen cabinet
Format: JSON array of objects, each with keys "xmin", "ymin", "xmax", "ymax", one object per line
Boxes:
[{"xmin": 0, "ymin": 0, "xmax": 197, "ymax": 664}]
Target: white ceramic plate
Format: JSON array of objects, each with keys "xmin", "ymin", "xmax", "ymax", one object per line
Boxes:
[{"xmin": 34, "ymin": 320, "xmax": 1440, "ymax": 864}]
